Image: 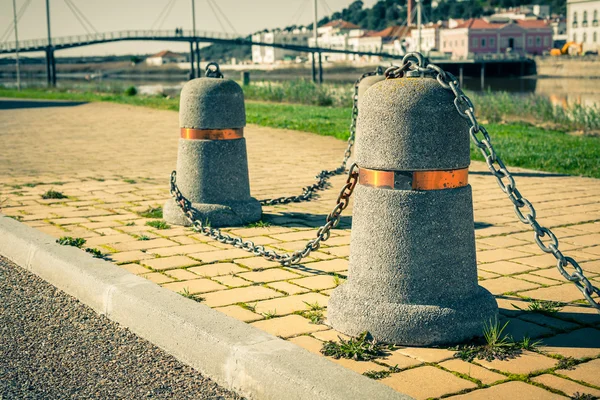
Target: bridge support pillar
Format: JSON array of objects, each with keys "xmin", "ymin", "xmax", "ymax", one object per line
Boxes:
[
  {"xmin": 189, "ymin": 41, "xmax": 196, "ymax": 80},
  {"xmin": 459, "ymin": 65, "xmax": 463, "ymax": 87},
  {"xmin": 318, "ymin": 52, "xmax": 323, "ymax": 84},
  {"xmin": 480, "ymin": 63, "xmax": 485, "ymax": 91},
  {"xmin": 311, "ymin": 52, "xmax": 316, "ymax": 83},
  {"xmin": 195, "ymin": 41, "xmax": 201, "ymax": 77}
]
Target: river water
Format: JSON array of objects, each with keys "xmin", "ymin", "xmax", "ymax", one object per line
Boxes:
[{"xmin": 2, "ymin": 73, "xmax": 599, "ymax": 109}]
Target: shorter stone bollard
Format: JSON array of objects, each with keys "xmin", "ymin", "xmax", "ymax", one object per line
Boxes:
[
  {"xmin": 241, "ymin": 71, "xmax": 250, "ymax": 86},
  {"xmin": 164, "ymin": 63, "xmax": 261, "ymax": 227},
  {"xmin": 328, "ymin": 74, "xmax": 498, "ymax": 346}
]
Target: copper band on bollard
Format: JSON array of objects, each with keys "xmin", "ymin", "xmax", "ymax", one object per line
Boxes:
[
  {"xmin": 180, "ymin": 128, "xmax": 244, "ymax": 140},
  {"xmin": 359, "ymin": 167, "xmax": 468, "ymax": 191}
]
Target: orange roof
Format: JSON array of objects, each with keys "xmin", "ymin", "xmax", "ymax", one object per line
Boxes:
[
  {"xmin": 515, "ymin": 19, "xmax": 550, "ymax": 28},
  {"xmin": 149, "ymin": 50, "xmax": 183, "ymax": 58},
  {"xmin": 454, "ymin": 18, "xmax": 503, "ymax": 29},
  {"xmin": 321, "ymin": 19, "xmax": 361, "ymax": 30},
  {"xmin": 368, "ymin": 26, "xmax": 413, "ymax": 38}
]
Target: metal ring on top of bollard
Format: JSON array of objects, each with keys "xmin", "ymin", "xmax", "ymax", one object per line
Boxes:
[{"xmin": 205, "ymin": 62, "xmax": 224, "ymax": 78}]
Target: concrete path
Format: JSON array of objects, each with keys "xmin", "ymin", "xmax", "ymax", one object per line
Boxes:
[
  {"xmin": 1, "ymin": 99, "xmax": 599, "ymax": 399},
  {"xmin": 0, "ymin": 255, "xmax": 242, "ymax": 400}
]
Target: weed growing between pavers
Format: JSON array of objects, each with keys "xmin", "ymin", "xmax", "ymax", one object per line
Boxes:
[
  {"xmin": 363, "ymin": 365, "xmax": 401, "ymax": 380},
  {"xmin": 179, "ymin": 288, "xmax": 204, "ymax": 303},
  {"xmin": 261, "ymin": 310, "xmax": 277, "ymax": 319},
  {"xmin": 295, "ymin": 301, "xmax": 325, "ymax": 324},
  {"xmin": 451, "ymin": 318, "xmax": 541, "ymax": 362},
  {"xmin": 571, "ymin": 392, "xmax": 596, "ymax": 399},
  {"xmin": 56, "ymin": 236, "xmax": 86, "ymax": 248},
  {"xmin": 245, "ymin": 219, "xmax": 272, "ymax": 228},
  {"xmin": 85, "ymin": 248, "xmax": 105, "ymax": 259},
  {"xmin": 41, "ymin": 190, "xmax": 68, "ymax": 199},
  {"xmin": 321, "ymin": 331, "xmax": 391, "ymax": 361},
  {"xmin": 513, "ymin": 299, "xmax": 564, "ymax": 314},
  {"xmin": 123, "ymin": 179, "xmax": 137, "ymax": 184},
  {"xmin": 136, "ymin": 235, "xmax": 151, "ymax": 241},
  {"xmin": 146, "ymin": 220, "xmax": 170, "ymax": 230},
  {"xmin": 138, "ymin": 207, "xmax": 163, "ymax": 219},
  {"xmin": 555, "ymin": 356, "xmax": 580, "ymax": 370}
]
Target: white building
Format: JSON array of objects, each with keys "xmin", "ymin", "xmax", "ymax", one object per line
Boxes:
[
  {"xmin": 251, "ymin": 28, "xmax": 311, "ymax": 64},
  {"xmin": 308, "ymin": 20, "xmax": 364, "ymax": 62},
  {"xmin": 567, "ymin": 0, "xmax": 600, "ymax": 53},
  {"xmin": 145, "ymin": 50, "xmax": 186, "ymax": 66}
]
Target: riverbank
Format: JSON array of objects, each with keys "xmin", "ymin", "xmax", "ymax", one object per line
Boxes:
[{"xmin": 1, "ymin": 86, "xmax": 598, "ymax": 178}]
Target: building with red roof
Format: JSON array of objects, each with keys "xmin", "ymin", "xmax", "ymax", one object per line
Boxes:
[{"xmin": 440, "ymin": 18, "xmax": 553, "ymax": 59}]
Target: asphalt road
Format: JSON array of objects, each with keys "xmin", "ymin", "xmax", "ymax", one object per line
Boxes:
[{"xmin": 0, "ymin": 255, "xmax": 244, "ymax": 400}]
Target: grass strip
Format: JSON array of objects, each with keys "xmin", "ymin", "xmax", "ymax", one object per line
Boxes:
[{"xmin": 1, "ymin": 87, "xmax": 598, "ymax": 178}]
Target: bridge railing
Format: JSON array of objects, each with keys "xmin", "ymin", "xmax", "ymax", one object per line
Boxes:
[{"xmin": 0, "ymin": 29, "xmax": 244, "ymax": 52}]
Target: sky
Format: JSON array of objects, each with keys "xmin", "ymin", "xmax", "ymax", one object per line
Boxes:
[{"xmin": 0, "ymin": 0, "xmax": 379, "ymax": 57}]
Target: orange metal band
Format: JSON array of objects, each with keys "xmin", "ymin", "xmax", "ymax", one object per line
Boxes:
[
  {"xmin": 359, "ymin": 167, "xmax": 468, "ymax": 191},
  {"xmin": 180, "ymin": 128, "xmax": 244, "ymax": 140}
]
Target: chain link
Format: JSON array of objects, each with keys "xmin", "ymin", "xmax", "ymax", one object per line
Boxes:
[
  {"xmin": 170, "ymin": 164, "xmax": 359, "ymax": 267},
  {"xmin": 259, "ymin": 69, "xmax": 379, "ymax": 206},
  {"xmin": 389, "ymin": 52, "xmax": 599, "ymax": 311}
]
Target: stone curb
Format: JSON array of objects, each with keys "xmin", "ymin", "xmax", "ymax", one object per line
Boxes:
[{"xmin": 0, "ymin": 215, "xmax": 412, "ymax": 400}]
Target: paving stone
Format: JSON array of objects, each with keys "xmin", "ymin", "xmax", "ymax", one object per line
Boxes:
[
  {"xmin": 479, "ymin": 276, "xmax": 540, "ymax": 295},
  {"xmin": 553, "ymin": 305, "xmax": 600, "ymax": 325},
  {"xmin": 109, "ymin": 250, "xmax": 156, "ymax": 263},
  {"xmin": 117, "ymin": 263, "xmax": 149, "ymax": 275},
  {"xmin": 542, "ymin": 328, "xmax": 600, "ymax": 359},
  {"xmin": 395, "ymin": 347, "xmax": 456, "ymax": 363},
  {"xmin": 250, "ymin": 315, "xmax": 328, "ymax": 338},
  {"xmin": 532, "ymin": 374, "xmax": 600, "ymax": 398},
  {"xmin": 501, "ymin": 316, "xmax": 555, "ymax": 340},
  {"xmin": 513, "ymin": 255, "xmax": 557, "ymax": 269},
  {"xmin": 380, "ymin": 365, "xmax": 477, "ymax": 400},
  {"xmin": 479, "ymin": 260, "xmax": 537, "ymax": 275},
  {"xmin": 112, "ymin": 238, "xmax": 178, "ymax": 252},
  {"xmin": 270, "ymin": 230, "xmax": 320, "ymax": 242},
  {"xmin": 266, "ymin": 281, "xmax": 310, "ymax": 295},
  {"xmin": 237, "ymin": 268, "xmax": 301, "ymax": 283},
  {"xmin": 201, "ymin": 286, "xmax": 283, "ymax": 308},
  {"xmin": 254, "ymin": 293, "xmax": 329, "ymax": 316},
  {"xmin": 377, "ymin": 350, "xmax": 423, "ymax": 370},
  {"xmin": 447, "ymin": 381, "xmax": 566, "ymax": 399},
  {"xmin": 187, "ymin": 263, "xmax": 247, "ymax": 277},
  {"xmin": 324, "ymin": 246, "xmax": 350, "ymax": 257},
  {"xmin": 301, "ymin": 259, "xmax": 348, "ymax": 273},
  {"xmin": 85, "ymin": 234, "xmax": 137, "ymax": 246},
  {"xmin": 213, "ymin": 275, "xmax": 251, "ymax": 288},
  {"xmin": 439, "ymin": 359, "xmax": 506, "ymax": 384},
  {"xmin": 231, "ymin": 256, "xmax": 281, "ymax": 270},
  {"xmin": 213, "ymin": 305, "xmax": 263, "ymax": 323},
  {"xmin": 147, "ymin": 243, "xmax": 219, "ymax": 257},
  {"xmin": 476, "ymin": 350, "xmax": 557, "ymax": 375},
  {"xmin": 141, "ymin": 256, "xmax": 200, "ymax": 271},
  {"xmin": 162, "ymin": 278, "xmax": 225, "ymax": 294},
  {"xmin": 189, "ymin": 249, "xmax": 255, "ymax": 263},
  {"xmin": 142, "ymin": 272, "xmax": 174, "ymax": 284},
  {"xmin": 169, "ymin": 235, "xmax": 198, "ymax": 245},
  {"xmin": 517, "ymin": 274, "xmax": 564, "ymax": 286},
  {"xmin": 290, "ymin": 274, "xmax": 339, "ymax": 290},
  {"xmin": 478, "ymin": 249, "xmax": 532, "ymax": 263},
  {"xmin": 164, "ymin": 269, "xmax": 198, "ymax": 281},
  {"xmin": 520, "ymin": 284, "xmax": 590, "ymax": 304},
  {"xmin": 477, "ymin": 270, "xmax": 501, "ymax": 280},
  {"xmin": 557, "ymin": 359, "xmax": 600, "ymax": 387},
  {"xmin": 288, "ymin": 335, "xmax": 323, "ymax": 355},
  {"xmin": 310, "ymin": 330, "xmax": 351, "ymax": 343},
  {"xmin": 518, "ymin": 313, "xmax": 580, "ymax": 331}
]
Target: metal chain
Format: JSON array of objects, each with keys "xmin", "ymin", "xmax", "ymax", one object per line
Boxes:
[
  {"xmin": 393, "ymin": 52, "xmax": 600, "ymax": 311},
  {"xmin": 170, "ymin": 164, "xmax": 359, "ymax": 267},
  {"xmin": 259, "ymin": 69, "xmax": 379, "ymax": 206}
]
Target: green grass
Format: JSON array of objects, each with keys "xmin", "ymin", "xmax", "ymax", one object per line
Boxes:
[
  {"xmin": 1, "ymin": 86, "xmax": 598, "ymax": 178},
  {"xmin": 137, "ymin": 206, "xmax": 163, "ymax": 219},
  {"xmin": 146, "ymin": 220, "xmax": 170, "ymax": 230},
  {"xmin": 41, "ymin": 189, "xmax": 68, "ymax": 199},
  {"xmin": 321, "ymin": 331, "xmax": 391, "ymax": 361},
  {"xmin": 56, "ymin": 236, "xmax": 86, "ymax": 248}
]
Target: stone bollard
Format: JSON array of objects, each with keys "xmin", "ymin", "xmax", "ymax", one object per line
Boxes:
[
  {"xmin": 164, "ymin": 63, "xmax": 261, "ymax": 227},
  {"xmin": 328, "ymin": 76, "xmax": 498, "ymax": 346},
  {"xmin": 357, "ymin": 66, "xmax": 385, "ymax": 107}
]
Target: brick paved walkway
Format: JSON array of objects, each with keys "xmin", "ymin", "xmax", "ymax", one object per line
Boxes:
[{"xmin": 1, "ymin": 99, "xmax": 599, "ymax": 399}]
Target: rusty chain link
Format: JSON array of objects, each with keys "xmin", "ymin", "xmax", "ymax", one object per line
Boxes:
[
  {"xmin": 259, "ymin": 69, "xmax": 380, "ymax": 206},
  {"xmin": 170, "ymin": 164, "xmax": 359, "ymax": 267},
  {"xmin": 391, "ymin": 52, "xmax": 599, "ymax": 311}
]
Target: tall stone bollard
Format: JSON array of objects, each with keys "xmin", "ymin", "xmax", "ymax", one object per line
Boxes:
[
  {"xmin": 357, "ymin": 67, "xmax": 385, "ymax": 107},
  {"xmin": 164, "ymin": 64, "xmax": 261, "ymax": 227},
  {"xmin": 328, "ymin": 76, "xmax": 498, "ymax": 346}
]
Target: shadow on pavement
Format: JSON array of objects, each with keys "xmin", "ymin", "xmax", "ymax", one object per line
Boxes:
[{"xmin": 0, "ymin": 99, "xmax": 87, "ymax": 110}]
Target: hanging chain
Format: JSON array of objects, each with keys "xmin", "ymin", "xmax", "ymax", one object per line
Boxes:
[
  {"xmin": 390, "ymin": 52, "xmax": 599, "ymax": 311},
  {"xmin": 170, "ymin": 164, "xmax": 359, "ymax": 267},
  {"xmin": 259, "ymin": 70, "xmax": 380, "ymax": 206}
]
